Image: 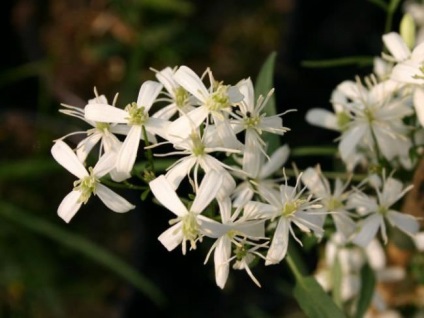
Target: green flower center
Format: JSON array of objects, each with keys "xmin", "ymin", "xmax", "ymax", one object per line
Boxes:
[
  {"xmin": 378, "ymin": 206, "xmax": 388, "ymax": 215},
  {"xmin": 282, "ymin": 200, "xmax": 302, "ymax": 217},
  {"xmin": 364, "ymin": 108, "xmax": 375, "ymax": 123},
  {"xmin": 73, "ymin": 167, "xmax": 98, "ymax": 204},
  {"xmin": 234, "ymin": 244, "xmax": 248, "ymax": 261},
  {"xmin": 336, "ymin": 111, "xmax": 350, "ymax": 131},
  {"xmin": 327, "ymin": 198, "xmax": 342, "ymax": 211},
  {"xmin": 182, "ymin": 212, "xmax": 200, "ymax": 250},
  {"xmin": 174, "ymin": 86, "xmax": 189, "ymax": 108},
  {"xmin": 244, "ymin": 112, "xmax": 261, "ymax": 128},
  {"xmin": 96, "ymin": 122, "xmax": 110, "ymax": 132},
  {"xmin": 205, "ymin": 84, "xmax": 230, "ymax": 111},
  {"xmin": 190, "ymin": 132, "xmax": 205, "ymax": 156},
  {"xmin": 125, "ymin": 102, "xmax": 148, "ymax": 126},
  {"xmin": 413, "ymin": 64, "xmax": 424, "ymax": 80}
]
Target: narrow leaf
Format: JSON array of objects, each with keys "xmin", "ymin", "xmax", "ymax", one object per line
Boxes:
[
  {"xmin": 301, "ymin": 56, "xmax": 374, "ymax": 68},
  {"xmin": 254, "ymin": 51, "xmax": 280, "ymax": 153},
  {"xmin": 355, "ymin": 263, "xmax": 376, "ymax": 318},
  {"xmin": 0, "ymin": 200, "xmax": 166, "ymax": 307},
  {"xmin": 0, "ymin": 158, "xmax": 61, "ymax": 180},
  {"xmin": 294, "ymin": 276, "xmax": 346, "ymax": 318}
]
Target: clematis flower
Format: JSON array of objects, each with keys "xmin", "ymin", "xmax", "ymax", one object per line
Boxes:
[
  {"xmin": 167, "ymin": 66, "xmax": 244, "ymax": 149},
  {"xmin": 301, "ymin": 166, "xmax": 356, "ymax": 239},
  {"xmin": 149, "ymin": 171, "xmax": 225, "ymax": 255},
  {"xmin": 244, "ymin": 173, "xmax": 325, "ymax": 265},
  {"xmin": 59, "ymin": 89, "xmax": 124, "ymax": 163},
  {"xmin": 51, "ymin": 140, "xmax": 135, "ymax": 223},
  {"xmin": 349, "ymin": 174, "xmax": 419, "ymax": 247},
  {"xmin": 204, "ymin": 196, "xmax": 265, "ymax": 288},
  {"xmin": 85, "ymin": 81, "xmax": 169, "ymax": 181}
]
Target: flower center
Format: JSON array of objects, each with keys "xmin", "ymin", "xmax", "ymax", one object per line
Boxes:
[
  {"xmin": 364, "ymin": 108, "xmax": 375, "ymax": 123},
  {"xmin": 174, "ymin": 86, "xmax": 189, "ymax": 108},
  {"xmin": 125, "ymin": 102, "xmax": 148, "ymax": 126},
  {"xmin": 96, "ymin": 122, "xmax": 110, "ymax": 132},
  {"xmin": 244, "ymin": 112, "xmax": 261, "ymax": 129},
  {"xmin": 413, "ymin": 64, "xmax": 424, "ymax": 80},
  {"xmin": 282, "ymin": 200, "xmax": 301, "ymax": 217},
  {"xmin": 73, "ymin": 167, "xmax": 98, "ymax": 204},
  {"xmin": 378, "ymin": 206, "xmax": 388, "ymax": 215},
  {"xmin": 205, "ymin": 83, "xmax": 231, "ymax": 112},
  {"xmin": 181, "ymin": 211, "xmax": 200, "ymax": 250},
  {"xmin": 336, "ymin": 111, "xmax": 350, "ymax": 131},
  {"xmin": 190, "ymin": 132, "xmax": 205, "ymax": 156},
  {"xmin": 327, "ymin": 197, "xmax": 342, "ymax": 211}
]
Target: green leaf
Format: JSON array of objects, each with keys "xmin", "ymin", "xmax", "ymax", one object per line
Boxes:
[
  {"xmin": 0, "ymin": 201, "xmax": 166, "ymax": 307},
  {"xmin": 331, "ymin": 257, "xmax": 343, "ymax": 308},
  {"xmin": 301, "ymin": 56, "xmax": 374, "ymax": 68},
  {"xmin": 294, "ymin": 276, "xmax": 346, "ymax": 318},
  {"xmin": 254, "ymin": 51, "xmax": 280, "ymax": 153},
  {"xmin": 367, "ymin": 0, "xmax": 388, "ymax": 11},
  {"xmin": 355, "ymin": 263, "xmax": 376, "ymax": 318}
]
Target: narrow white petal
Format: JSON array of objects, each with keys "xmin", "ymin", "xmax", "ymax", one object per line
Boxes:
[
  {"xmin": 414, "ymin": 232, "xmax": 424, "ymax": 251},
  {"xmin": 95, "ymin": 183, "xmax": 135, "ymax": 212},
  {"xmin": 92, "ymin": 152, "xmax": 117, "ymax": 178},
  {"xmin": 339, "ymin": 125, "xmax": 367, "ymax": 161},
  {"xmin": 243, "ymin": 201, "xmax": 276, "ymax": 219},
  {"xmin": 233, "ymin": 221, "xmax": 265, "ymax": 238},
  {"xmin": 58, "ymin": 190, "xmax": 82, "ymax": 223},
  {"xmin": 301, "ymin": 167, "xmax": 327, "ymax": 198},
  {"xmin": 243, "ymin": 130, "xmax": 262, "ymax": 177},
  {"xmin": 158, "ymin": 222, "xmax": 184, "ymax": 251},
  {"xmin": 387, "ymin": 210, "xmax": 420, "ymax": 236},
  {"xmin": 165, "ymin": 156, "xmax": 197, "ymax": 190},
  {"xmin": 167, "ymin": 106, "xmax": 209, "ymax": 140},
  {"xmin": 266, "ymin": 218, "xmax": 289, "ymax": 265},
  {"xmin": 414, "ymin": 87, "xmax": 424, "ymax": 127},
  {"xmin": 364, "ymin": 239, "xmax": 385, "ymax": 270},
  {"xmin": 382, "ymin": 32, "xmax": 411, "ymax": 61},
  {"xmin": 155, "ymin": 67, "xmax": 178, "ymax": 96},
  {"xmin": 174, "ymin": 66, "xmax": 208, "ymax": 102},
  {"xmin": 116, "ymin": 125, "xmax": 141, "ymax": 176},
  {"xmin": 259, "ymin": 145, "xmax": 290, "ymax": 178},
  {"xmin": 85, "ymin": 104, "xmax": 128, "ymax": 124},
  {"xmin": 352, "ymin": 214, "xmax": 383, "ymax": 247},
  {"xmin": 237, "ymin": 78, "xmax": 255, "ymax": 112},
  {"xmin": 411, "ymin": 41, "xmax": 424, "ymax": 61},
  {"xmin": 199, "ymin": 215, "xmax": 228, "ymax": 238},
  {"xmin": 305, "ymin": 108, "xmax": 339, "ymax": 131},
  {"xmin": 51, "ymin": 140, "xmax": 88, "ymax": 179},
  {"xmin": 227, "ymin": 85, "xmax": 244, "ymax": 103},
  {"xmin": 391, "ymin": 61, "xmax": 424, "ymax": 84},
  {"xmin": 149, "ymin": 175, "xmax": 188, "ymax": 217},
  {"xmin": 137, "ymin": 80, "xmax": 163, "ymax": 111},
  {"xmin": 191, "ymin": 171, "xmax": 223, "ymax": 213},
  {"xmin": 214, "ymin": 236, "xmax": 231, "ymax": 289},
  {"xmin": 144, "ymin": 117, "xmax": 170, "ymax": 140},
  {"xmin": 76, "ymin": 133, "xmax": 103, "ymax": 162}
]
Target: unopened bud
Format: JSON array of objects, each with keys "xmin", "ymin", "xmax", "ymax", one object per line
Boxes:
[{"xmin": 400, "ymin": 13, "xmax": 416, "ymax": 49}]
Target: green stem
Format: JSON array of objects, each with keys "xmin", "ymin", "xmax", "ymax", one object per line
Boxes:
[
  {"xmin": 101, "ymin": 178, "xmax": 146, "ymax": 191},
  {"xmin": 290, "ymin": 146, "xmax": 337, "ymax": 157},
  {"xmin": 142, "ymin": 125, "xmax": 155, "ymax": 172},
  {"xmin": 385, "ymin": 0, "xmax": 402, "ymax": 33},
  {"xmin": 286, "ymin": 251, "xmax": 304, "ymax": 283}
]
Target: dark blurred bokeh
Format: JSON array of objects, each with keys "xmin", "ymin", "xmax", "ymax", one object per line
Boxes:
[{"xmin": 0, "ymin": 0, "xmax": 389, "ymax": 317}]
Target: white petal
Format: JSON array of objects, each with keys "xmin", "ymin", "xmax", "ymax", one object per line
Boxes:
[
  {"xmin": 414, "ymin": 232, "xmax": 424, "ymax": 251},
  {"xmin": 167, "ymin": 106, "xmax": 209, "ymax": 140},
  {"xmin": 365, "ymin": 239, "xmax": 386, "ymax": 270},
  {"xmin": 233, "ymin": 220, "xmax": 265, "ymax": 238},
  {"xmin": 158, "ymin": 222, "xmax": 184, "ymax": 251},
  {"xmin": 237, "ymin": 78, "xmax": 255, "ymax": 112},
  {"xmin": 149, "ymin": 175, "xmax": 187, "ymax": 217},
  {"xmin": 155, "ymin": 67, "xmax": 178, "ymax": 95},
  {"xmin": 266, "ymin": 218, "xmax": 289, "ymax": 265},
  {"xmin": 95, "ymin": 183, "xmax": 135, "ymax": 212},
  {"xmin": 387, "ymin": 210, "xmax": 420, "ymax": 236},
  {"xmin": 116, "ymin": 125, "xmax": 141, "ymax": 176},
  {"xmin": 305, "ymin": 108, "xmax": 339, "ymax": 131},
  {"xmin": 213, "ymin": 115, "xmax": 243, "ymax": 149},
  {"xmin": 85, "ymin": 104, "xmax": 128, "ymax": 124},
  {"xmin": 51, "ymin": 140, "xmax": 88, "ymax": 179},
  {"xmin": 144, "ymin": 117, "xmax": 170, "ymax": 140},
  {"xmin": 339, "ymin": 125, "xmax": 367, "ymax": 161},
  {"xmin": 214, "ymin": 236, "xmax": 231, "ymax": 289},
  {"xmin": 191, "ymin": 171, "xmax": 223, "ymax": 213},
  {"xmin": 391, "ymin": 61, "xmax": 424, "ymax": 84},
  {"xmin": 198, "ymin": 215, "xmax": 228, "ymax": 238},
  {"xmin": 382, "ymin": 32, "xmax": 411, "ymax": 61},
  {"xmin": 165, "ymin": 156, "xmax": 197, "ymax": 190},
  {"xmin": 174, "ymin": 66, "xmax": 208, "ymax": 102},
  {"xmin": 301, "ymin": 167, "xmax": 327, "ymax": 198},
  {"xmin": 58, "ymin": 190, "xmax": 82, "ymax": 223},
  {"xmin": 352, "ymin": 214, "xmax": 383, "ymax": 247},
  {"xmin": 259, "ymin": 145, "xmax": 290, "ymax": 178},
  {"xmin": 243, "ymin": 201, "xmax": 276, "ymax": 219},
  {"xmin": 227, "ymin": 85, "xmax": 244, "ymax": 103},
  {"xmin": 76, "ymin": 133, "xmax": 103, "ymax": 162},
  {"xmin": 92, "ymin": 151, "xmax": 117, "ymax": 178},
  {"xmin": 242, "ymin": 130, "xmax": 262, "ymax": 177},
  {"xmin": 411, "ymin": 41, "xmax": 424, "ymax": 62},
  {"xmin": 137, "ymin": 80, "xmax": 163, "ymax": 111},
  {"xmin": 414, "ymin": 87, "xmax": 424, "ymax": 127}
]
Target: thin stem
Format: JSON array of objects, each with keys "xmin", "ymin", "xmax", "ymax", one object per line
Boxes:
[
  {"xmin": 101, "ymin": 178, "xmax": 146, "ymax": 191},
  {"xmin": 286, "ymin": 251, "xmax": 304, "ymax": 283},
  {"xmin": 142, "ymin": 125, "xmax": 155, "ymax": 172}
]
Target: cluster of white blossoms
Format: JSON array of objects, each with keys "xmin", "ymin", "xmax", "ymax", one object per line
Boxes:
[{"xmin": 52, "ymin": 58, "xmax": 423, "ymax": 295}]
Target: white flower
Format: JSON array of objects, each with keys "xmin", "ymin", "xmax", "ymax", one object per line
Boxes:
[
  {"xmin": 160, "ymin": 127, "xmax": 239, "ymax": 195},
  {"xmin": 51, "ymin": 140, "xmax": 135, "ymax": 223},
  {"xmin": 232, "ymin": 78, "xmax": 290, "ymax": 175},
  {"xmin": 244, "ymin": 174, "xmax": 325, "ymax": 265},
  {"xmin": 301, "ymin": 166, "xmax": 356, "ymax": 238},
  {"xmin": 349, "ymin": 175, "xmax": 419, "ymax": 247},
  {"xmin": 85, "ymin": 81, "xmax": 169, "ymax": 181},
  {"xmin": 149, "ymin": 171, "xmax": 225, "ymax": 255},
  {"xmin": 231, "ymin": 145, "xmax": 290, "ymax": 207},
  {"xmin": 152, "ymin": 67, "xmax": 195, "ymax": 119},
  {"xmin": 204, "ymin": 196, "xmax": 265, "ymax": 289},
  {"xmin": 59, "ymin": 89, "xmax": 124, "ymax": 163},
  {"xmin": 167, "ymin": 66, "xmax": 243, "ymax": 149}
]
